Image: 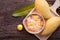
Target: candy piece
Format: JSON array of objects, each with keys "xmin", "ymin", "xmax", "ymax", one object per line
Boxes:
[{"xmin": 17, "ymin": 24, "xmax": 23, "ymax": 31}]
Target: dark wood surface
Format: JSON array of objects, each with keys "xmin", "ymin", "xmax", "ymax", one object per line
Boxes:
[{"xmin": 0, "ymin": 0, "xmax": 60, "ymax": 40}]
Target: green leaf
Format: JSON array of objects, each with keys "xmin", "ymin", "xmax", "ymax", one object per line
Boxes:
[
  {"xmin": 12, "ymin": 8, "xmax": 32, "ymax": 17},
  {"xmin": 12, "ymin": 3, "xmax": 34, "ymax": 17}
]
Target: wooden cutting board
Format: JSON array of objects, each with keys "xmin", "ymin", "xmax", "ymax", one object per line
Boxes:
[{"xmin": 0, "ymin": 0, "xmax": 60, "ymax": 40}]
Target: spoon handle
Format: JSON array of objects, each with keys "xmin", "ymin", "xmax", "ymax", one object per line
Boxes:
[{"xmin": 50, "ymin": 0, "xmax": 60, "ymax": 16}]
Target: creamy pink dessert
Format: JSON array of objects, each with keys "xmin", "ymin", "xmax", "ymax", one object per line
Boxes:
[{"xmin": 24, "ymin": 14, "xmax": 45, "ymax": 34}]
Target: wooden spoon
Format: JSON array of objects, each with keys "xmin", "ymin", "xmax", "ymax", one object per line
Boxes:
[{"xmin": 23, "ymin": 0, "xmax": 60, "ymax": 40}]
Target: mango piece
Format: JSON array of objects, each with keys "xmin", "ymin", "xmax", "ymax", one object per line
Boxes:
[
  {"xmin": 28, "ymin": 26, "xmax": 34, "ymax": 31},
  {"xmin": 41, "ymin": 17, "xmax": 60, "ymax": 36},
  {"xmin": 27, "ymin": 22, "xmax": 34, "ymax": 26},
  {"xmin": 36, "ymin": 24, "xmax": 40, "ymax": 28},
  {"xmin": 32, "ymin": 16, "xmax": 39, "ymax": 21},
  {"xmin": 35, "ymin": 0, "xmax": 55, "ymax": 19},
  {"xmin": 40, "ymin": 21, "xmax": 44, "ymax": 26}
]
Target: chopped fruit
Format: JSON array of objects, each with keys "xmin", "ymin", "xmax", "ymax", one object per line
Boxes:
[
  {"xmin": 30, "ymin": 21, "xmax": 35, "ymax": 24},
  {"xmin": 36, "ymin": 24, "xmax": 40, "ymax": 28},
  {"xmin": 27, "ymin": 23, "xmax": 33, "ymax": 26},
  {"xmin": 27, "ymin": 21, "xmax": 35, "ymax": 26},
  {"xmin": 17, "ymin": 24, "xmax": 23, "ymax": 31},
  {"xmin": 32, "ymin": 16, "xmax": 39, "ymax": 21},
  {"xmin": 40, "ymin": 21, "xmax": 44, "ymax": 25},
  {"xmin": 38, "ymin": 22, "xmax": 40, "ymax": 26},
  {"xmin": 27, "ymin": 19, "xmax": 35, "ymax": 26},
  {"xmin": 28, "ymin": 26, "xmax": 34, "ymax": 31}
]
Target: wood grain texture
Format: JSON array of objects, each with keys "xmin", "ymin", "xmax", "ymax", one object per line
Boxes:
[{"xmin": 0, "ymin": 0, "xmax": 60, "ymax": 40}]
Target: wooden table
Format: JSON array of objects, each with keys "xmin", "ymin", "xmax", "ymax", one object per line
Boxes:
[{"xmin": 0, "ymin": 0, "xmax": 60, "ymax": 40}]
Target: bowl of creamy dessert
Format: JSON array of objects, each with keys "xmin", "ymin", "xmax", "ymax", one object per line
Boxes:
[{"xmin": 23, "ymin": 12, "xmax": 45, "ymax": 34}]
